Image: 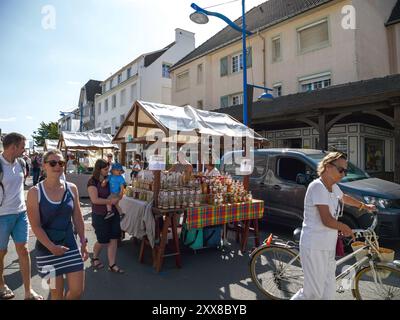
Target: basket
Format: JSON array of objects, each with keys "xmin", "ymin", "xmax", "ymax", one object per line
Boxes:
[{"xmin": 351, "ymin": 241, "xmax": 395, "ymax": 279}]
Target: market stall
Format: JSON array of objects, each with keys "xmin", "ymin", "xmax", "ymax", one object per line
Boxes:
[
  {"xmin": 44, "ymin": 139, "xmax": 58, "ymax": 151},
  {"xmin": 58, "ymin": 131, "xmax": 118, "ymax": 197},
  {"xmin": 113, "ymin": 100, "xmax": 268, "ymax": 271}
]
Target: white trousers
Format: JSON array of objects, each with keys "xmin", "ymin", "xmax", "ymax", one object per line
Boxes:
[{"xmin": 291, "ymin": 246, "xmax": 336, "ymax": 300}]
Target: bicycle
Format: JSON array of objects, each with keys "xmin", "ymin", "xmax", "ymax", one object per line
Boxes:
[{"xmin": 249, "ymin": 213, "xmax": 400, "ymax": 300}]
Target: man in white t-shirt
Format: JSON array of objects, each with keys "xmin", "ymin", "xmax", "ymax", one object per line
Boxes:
[
  {"xmin": 291, "ymin": 152, "xmax": 376, "ymax": 300},
  {"xmin": 0, "ymin": 133, "xmax": 43, "ymax": 300}
]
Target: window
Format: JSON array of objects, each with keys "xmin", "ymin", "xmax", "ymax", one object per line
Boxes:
[
  {"xmin": 272, "ymin": 36, "xmax": 281, "ymax": 62},
  {"xmin": 230, "ymin": 93, "xmax": 243, "ymax": 106},
  {"xmin": 176, "ymin": 71, "xmax": 189, "ymax": 91},
  {"xmin": 120, "ymin": 114, "xmax": 125, "ymax": 125},
  {"xmin": 273, "ymin": 83, "xmax": 282, "ymax": 97},
  {"xmin": 365, "ymin": 138, "xmax": 384, "ymax": 173},
  {"xmin": 220, "ymin": 56, "xmax": 228, "ymax": 77},
  {"xmin": 127, "ymin": 67, "xmax": 131, "ymax": 78},
  {"xmin": 102, "ymin": 84, "xmax": 106, "ymax": 93},
  {"xmin": 197, "ymin": 64, "xmax": 203, "ymax": 84},
  {"xmin": 162, "ymin": 63, "xmax": 171, "ymax": 78},
  {"xmin": 98, "ymin": 102, "xmax": 101, "ymax": 115},
  {"xmin": 220, "ymin": 95, "xmax": 229, "ymax": 108},
  {"xmin": 97, "ymin": 123, "xmax": 101, "ymax": 129},
  {"xmin": 111, "ymin": 117, "xmax": 116, "ymax": 134},
  {"xmin": 299, "ymin": 72, "xmax": 331, "ymax": 92},
  {"xmin": 112, "ymin": 94, "xmax": 116, "ymax": 108},
  {"xmin": 110, "ymin": 79, "xmax": 113, "ymax": 90},
  {"xmin": 197, "ymin": 100, "xmax": 203, "ymax": 109},
  {"xmin": 130, "ymin": 83, "xmax": 137, "ymax": 102},
  {"xmin": 277, "ymin": 157, "xmax": 310, "ymax": 183},
  {"xmin": 298, "ymin": 18, "xmax": 329, "ymax": 53},
  {"xmin": 231, "ymin": 53, "xmax": 243, "ymax": 73},
  {"xmin": 117, "ymin": 74, "xmax": 122, "ymax": 84},
  {"xmin": 104, "ymin": 99, "xmax": 108, "ymax": 112},
  {"xmin": 120, "ymin": 89, "xmax": 126, "ymax": 106}
]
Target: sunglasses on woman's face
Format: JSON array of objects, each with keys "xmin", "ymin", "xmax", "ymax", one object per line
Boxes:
[
  {"xmin": 330, "ymin": 162, "xmax": 348, "ymax": 175},
  {"xmin": 45, "ymin": 160, "xmax": 65, "ymax": 167}
]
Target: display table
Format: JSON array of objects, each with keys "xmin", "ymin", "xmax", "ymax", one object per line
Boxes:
[
  {"xmin": 65, "ymin": 173, "xmax": 91, "ymax": 197},
  {"xmin": 185, "ymin": 200, "xmax": 264, "ymax": 252}
]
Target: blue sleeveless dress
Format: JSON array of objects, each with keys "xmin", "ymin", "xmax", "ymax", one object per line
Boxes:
[{"xmin": 35, "ymin": 181, "xmax": 84, "ymax": 278}]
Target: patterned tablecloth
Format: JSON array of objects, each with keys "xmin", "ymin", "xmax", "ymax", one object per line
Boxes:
[{"xmin": 185, "ymin": 200, "xmax": 264, "ymax": 229}]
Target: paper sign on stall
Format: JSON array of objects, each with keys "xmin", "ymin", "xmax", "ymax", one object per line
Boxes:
[
  {"xmin": 239, "ymin": 158, "xmax": 252, "ymax": 175},
  {"xmin": 149, "ymin": 155, "xmax": 166, "ymax": 171}
]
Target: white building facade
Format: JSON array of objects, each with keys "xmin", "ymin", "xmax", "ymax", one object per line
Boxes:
[{"xmin": 94, "ymin": 28, "xmax": 195, "ymax": 136}]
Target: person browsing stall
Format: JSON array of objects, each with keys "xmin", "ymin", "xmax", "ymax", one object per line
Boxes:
[{"xmin": 291, "ymin": 152, "xmax": 376, "ymax": 300}]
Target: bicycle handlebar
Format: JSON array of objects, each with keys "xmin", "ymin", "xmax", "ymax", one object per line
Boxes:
[{"xmin": 351, "ymin": 210, "xmax": 378, "ymax": 238}]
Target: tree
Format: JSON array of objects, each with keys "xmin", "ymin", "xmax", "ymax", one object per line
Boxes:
[{"xmin": 32, "ymin": 121, "xmax": 59, "ymax": 146}]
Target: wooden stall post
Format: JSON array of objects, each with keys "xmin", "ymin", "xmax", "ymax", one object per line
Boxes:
[{"xmin": 120, "ymin": 142, "xmax": 126, "ymax": 167}]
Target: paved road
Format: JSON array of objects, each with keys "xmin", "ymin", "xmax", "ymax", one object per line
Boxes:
[{"xmin": 2, "ymin": 178, "xmax": 399, "ymax": 300}]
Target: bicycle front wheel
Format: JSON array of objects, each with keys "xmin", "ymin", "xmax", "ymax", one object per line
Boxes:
[
  {"xmin": 353, "ymin": 264, "xmax": 400, "ymax": 300},
  {"xmin": 250, "ymin": 246, "xmax": 303, "ymax": 300}
]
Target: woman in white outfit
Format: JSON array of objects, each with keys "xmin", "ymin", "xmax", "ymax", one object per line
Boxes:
[{"xmin": 291, "ymin": 152, "xmax": 376, "ymax": 300}]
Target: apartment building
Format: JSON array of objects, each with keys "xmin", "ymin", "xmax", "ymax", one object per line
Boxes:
[
  {"xmin": 170, "ymin": 0, "xmax": 400, "ymax": 182},
  {"xmin": 79, "ymin": 80, "xmax": 102, "ymax": 132},
  {"xmin": 94, "ymin": 28, "xmax": 195, "ymax": 136}
]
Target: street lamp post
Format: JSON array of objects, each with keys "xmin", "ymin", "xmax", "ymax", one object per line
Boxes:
[{"xmin": 190, "ymin": 1, "xmax": 273, "ymax": 189}]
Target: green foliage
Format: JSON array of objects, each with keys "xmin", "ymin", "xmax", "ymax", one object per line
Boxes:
[{"xmin": 32, "ymin": 121, "xmax": 59, "ymax": 146}]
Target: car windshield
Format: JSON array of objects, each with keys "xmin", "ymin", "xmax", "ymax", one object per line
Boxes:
[{"xmin": 307, "ymin": 154, "xmax": 370, "ymax": 182}]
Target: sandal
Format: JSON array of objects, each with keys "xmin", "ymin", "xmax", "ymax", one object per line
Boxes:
[
  {"xmin": 108, "ymin": 264, "xmax": 125, "ymax": 274},
  {"xmin": 0, "ymin": 285, "xmax": 15, "ymax": 300},
  {"xmin": 91, "ymin": 257, "xmax": 104, "ymax": 270},
  {"xmin": 24, "ymin": 291, "xmax": 44, "ymax": 300}
]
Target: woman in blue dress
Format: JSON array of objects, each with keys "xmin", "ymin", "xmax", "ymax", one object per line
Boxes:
[{"xmin": 26, "ymin": 150, "xmax": 89, "ymax": 300}]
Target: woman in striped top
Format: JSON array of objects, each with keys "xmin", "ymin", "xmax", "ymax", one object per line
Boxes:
[{"xmin": 26, "ymin": 150, "xmax": 89, "ymax": 300}]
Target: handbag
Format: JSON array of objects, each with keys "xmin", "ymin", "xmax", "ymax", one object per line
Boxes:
[
  {"xmin": 35, "ymin": 184, "xmax": 70, "ymax": 253},
  {"xmin": 180, "ymin": 223, "xmax": 203, "ymax": 250},
  {"xmin": 336, "ymin": 234, "xmax": 345, "ymax": 257},
  {"xmin": 203, "ymin": 225, "xmax": 222, "ymax": 248}
]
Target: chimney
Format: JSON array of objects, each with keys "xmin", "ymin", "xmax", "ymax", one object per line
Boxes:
[{"xmin": 175, "ymin": 28, "xmax": 195, "ymax": 43}]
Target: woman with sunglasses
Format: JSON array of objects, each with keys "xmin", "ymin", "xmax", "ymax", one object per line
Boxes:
[
  {"xmin": 291, "ymin": 152, "xmax": 376, "ymax": 300},
  {"xmin": 26, "ymin": 150, "xmax": 89, "ymax": 300},
  {"xmin": 87, "ymin": 159, "xmax": 124, "ymax": 273}
]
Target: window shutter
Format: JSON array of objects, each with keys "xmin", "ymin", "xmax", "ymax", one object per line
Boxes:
[
  {"xmin": 220, "ymin": 56, "xmax": 228, "ymax": 77},
  {"xmin": 220, "ymin": 95, "xmax": 229, "ymax": 108},
  {"xmin": 246, "ymin": 47, "xmax": 252, "ymax": 68}
]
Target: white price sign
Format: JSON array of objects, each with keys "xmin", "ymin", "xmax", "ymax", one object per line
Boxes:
[
  {"xmin": 149, "ymin": 155, "xmax": 166, "ymax": 171},
  {"xmin": 239, "ymin": 158, "xmax": 252, "ymax": 174}
]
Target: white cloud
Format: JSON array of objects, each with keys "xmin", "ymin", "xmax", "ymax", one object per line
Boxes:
[
  {"xmin": 0, "ymin": 117, "xmax": 16, "ymax": 122},
  {"xmin": 26, "ymin": 116, "xmax": 34, "ymax": 120}
]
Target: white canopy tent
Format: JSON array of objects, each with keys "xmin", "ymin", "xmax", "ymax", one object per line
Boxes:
[
  {"xmin": 44, "ymin": 139, "xmax": 59, "ymax": 151},
  {"xmin": 58, "ymin": 132, "xmax": 118, "ymax": 150},
  {"xmin": 113, "ymin": 100, "xmax": 265, "ymax": 143}
]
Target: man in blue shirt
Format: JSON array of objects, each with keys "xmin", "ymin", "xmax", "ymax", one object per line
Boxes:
[{"xmin": 102, "ymin": 163, "xmax": 126, "ymax": 220}]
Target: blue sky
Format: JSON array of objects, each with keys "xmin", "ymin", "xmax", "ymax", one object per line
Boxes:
[{"xmin": 0, "ymin": 0, "xmax": 266, "ymax": 143}]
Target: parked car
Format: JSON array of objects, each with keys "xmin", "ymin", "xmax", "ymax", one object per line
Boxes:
[{"xmin": 220, "ymin": 148, "xmax": 400, "ymax": 240}]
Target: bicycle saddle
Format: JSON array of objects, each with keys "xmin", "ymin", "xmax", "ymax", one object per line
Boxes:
[{"xmin": 293, "ymin": 228, "xmax": 302, "ymax": 243}]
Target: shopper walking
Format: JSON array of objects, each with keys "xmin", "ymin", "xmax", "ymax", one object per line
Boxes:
[
  {"xmin": 0, "ymin": 132, "xmax": 43, "ymax": 300},
  {"xmin": 87, "ymin": 159, "xmax": 124, "ymax": 273},
  {"xmin": 291, "ymin": 152, "xmax": 376, "ymax": 300}
]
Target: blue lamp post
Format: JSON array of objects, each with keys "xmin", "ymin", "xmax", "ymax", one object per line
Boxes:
[{"xmin": 190, "ymin": 1, "xmax": 273, "ymax": 127}]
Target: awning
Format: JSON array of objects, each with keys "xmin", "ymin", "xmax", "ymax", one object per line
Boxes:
[
  {"xmin": 58, "ymin": 132, "xmax": 119, "ymax": 150},
  {"xmin": 44, "ymin": 139, "xmax": 59, "ymax": 151},
  {"xmin": 113, "ymin": 100, "xmax": 266, "ymax": 143}
]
